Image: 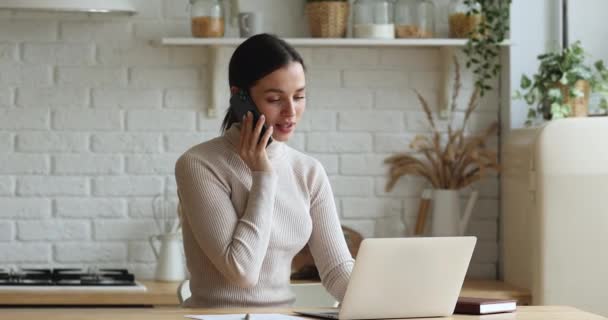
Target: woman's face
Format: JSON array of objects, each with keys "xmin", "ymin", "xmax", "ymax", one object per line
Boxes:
[{"xmin": 246, "ymin": 62, "xmax": 306, "ymax": 142}]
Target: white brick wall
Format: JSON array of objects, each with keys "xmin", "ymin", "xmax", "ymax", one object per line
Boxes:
[{"xmin": 0, "ymin": 0, "xmax": 501, "ymax": 280}]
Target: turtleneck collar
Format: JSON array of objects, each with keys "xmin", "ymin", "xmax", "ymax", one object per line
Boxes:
[{"xmin": 224, "ymin": 123, "xmax": 286, "ymax": 160}]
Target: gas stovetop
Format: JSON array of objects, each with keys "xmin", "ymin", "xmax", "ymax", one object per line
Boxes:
[{"xmin": 0, "ymin": 268, "xmax": 147, "ymax": 291}]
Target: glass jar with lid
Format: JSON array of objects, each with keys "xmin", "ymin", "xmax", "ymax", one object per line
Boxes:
[
  {"xmin": 190, "ymin": 0, "xmax": 225, "ymax": 38},
  {"xmin": 353, "ymin": 0, "xmax": 395, "ymax": 39},
  {"xmin": 448, "ymin": 0, "xmax": 482, "ymax": 38},
  {"xmin": 395, "ymin": 0, "xmax": 435, "ymax": 38}
]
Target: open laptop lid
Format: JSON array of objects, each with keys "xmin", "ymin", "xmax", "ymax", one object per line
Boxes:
[{"xmin": 338, "ymin": 236, "xmax": 476, "ymax": 320}]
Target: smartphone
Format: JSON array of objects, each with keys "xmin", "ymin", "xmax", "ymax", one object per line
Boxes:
[{"xmin": 229, "ymin": 89, "xmax": 272, "ymax": 146}]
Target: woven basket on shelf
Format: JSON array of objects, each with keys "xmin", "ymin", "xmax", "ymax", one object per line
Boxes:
[{"xmin": 306, "ymin": 2, "xmax": 349, "ymax": 38}]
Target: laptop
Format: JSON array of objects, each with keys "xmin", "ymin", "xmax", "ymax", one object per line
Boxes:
[{"xmin": 295, "ymin": 236, "xmax": 476, "ymax": 320}]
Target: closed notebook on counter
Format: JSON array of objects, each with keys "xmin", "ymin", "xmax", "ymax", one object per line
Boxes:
[{"xmin": 454, "ymin": 297, "xmax": 517, "ymax": 315}]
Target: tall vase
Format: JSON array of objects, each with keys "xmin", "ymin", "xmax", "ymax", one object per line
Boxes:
[{"xmin": 430, "ymin": 189, "xmax": 478, "ymax": 236}]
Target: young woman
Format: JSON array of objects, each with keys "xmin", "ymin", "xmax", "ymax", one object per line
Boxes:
[{"xmin": 174, "ymin": 34, "xmax": 353, "ymax": 308}]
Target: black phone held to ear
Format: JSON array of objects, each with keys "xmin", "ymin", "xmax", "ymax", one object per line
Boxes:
[{"xmin": 229, "ymin": 90, "xmax": 273, "ymax": 147}]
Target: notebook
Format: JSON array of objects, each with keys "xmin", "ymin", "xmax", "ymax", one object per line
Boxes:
[{"xmin": 454, "ymin": 297, "xmax": 517, "ymax": 315}]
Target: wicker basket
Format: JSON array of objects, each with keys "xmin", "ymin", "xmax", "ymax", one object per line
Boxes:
[
  {"xmin": 306, "ymin": 2, "xmax": 349, "ymax": 38},
  {"xmin": 559, "ymin": 80, "xmax": 590, "ymax": 117}
]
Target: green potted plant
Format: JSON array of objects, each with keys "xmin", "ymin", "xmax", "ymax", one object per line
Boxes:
[
  {"xmin": 514, "ymin": 41, "xmax": 608, "ymax": 125},
  {"xmin": 305, "ymin": 0, "xmax": 349, "ymax": 38},
  {"xmin": 462, "ymin": 0, "xmax": 512, "ymax": 97}
]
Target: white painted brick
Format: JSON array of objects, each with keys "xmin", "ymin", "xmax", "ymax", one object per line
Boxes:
[
  {"xmin": 342, "ymin": 198, "xmax": 402, "ymax": 218},
  {"xmin": 452, "ymin": 88, "xmax": 499, "ymax": 112},
  {"xmin": 406, "ymin": 111, "xmax": 464, "ymax": 133},
  {"xmin": 309, "ymin": 154, "xmax": 339, "ymax": 175},
  {"xmin": 0, "ymin": 42, "xmax": 18, "ymax": 63},
  {"xmin": 130, "ymin": 67, "xmax": 200, "ymax": 88},
  {"xmin": 126, "ymin": 110, "xmax": 196, "ymax": 131},
  {"xmin": 338, "ymin": 111, "xmax": 405, "ymax": 132},
  {"xmin": 54, "ymin": 243, "xmax": 127, "ymax": 263},
  {"xmin": 471, "ymin": 242, "xmax": 498, "ymax": 264},
  {"xmin": 0, "ymin": 132, "xmax": 12, "ymax": 152},
  {"xmin": 128, "ymin": 197, "xmax": 178, "ymax": 219},
  {"xmin": 307, "ymin": 133, "xmax": 372, "ymax": 153},
  {"xmin": 375, "ymin": 176, "xmax": 426, "ymax": 198},
  {"xmin": 0, "ymin": 21, "xmax": 57, "ymax": 41},
  {"xmin": 165, "ymin": 133, "xmax": 218, "ymax": 153},
  {"xmin": 0, "ymin": 64, "xmax": 52, "ymax": 86},
  {"xmin": 133, "ymin": 21, "xmax": 190, "ymax": 41},
  {"xmin": 198, "ymin": 112, "xmax": 226, "ymax": 132},
  {"xmin": 0, "ymin": 176, "xmax": 14, "ymax": 195},
  {"xmin": 129, "ymin": 0, "xmax": 163, "ymax": 19},
  {"xmin": 57, "ymin": 67, "xmax": 128, "ymax": 87},
  {"xmin": 92, "ymin": 177, "xmax": 163, "ymax": 196},
  {"xmin": 163, "ymin": 0, "xmax": 190, "ymax": 19},
  {"xmin": 0, "ymin": 222, "xmax": 14, "ymax": 241},
  {"xmin": 17, "ymin": 132, "xmax": 87, "ymax": 152},
  {"xmin": 471, "ymin": 199, "xmax": 499, "ymax": 220},
  {"xmin": 467, "ymin": 263, "xmax": 496, "ymax": 279},
  {"xmin": 343, "ymin": 70, "xmax": 408, "ymax": 88},
  {"xmin": 23, "ymin": 43, "xmax": 94, "ymax": 65},
  {"xmin": 126, "ymin": 154, "xmax": 180, "ymax": 174},
  {"xmin": 374, "ymin": 87, "xmax": 437, "ymax": 110},
  {"xmin": 91, "ymin": 133, "xmax": 162, "ymax": 153},
  {"xmin": 0, "ymin": 243, "xmax": 51, "ymax": 263},
  {"xmin": 465, "ymin": 112, "xmax": 499, "ymax": 134},
  {"xmin": 311, "ymin": 48, "xmax": 379, "ymax": 66},
  {"xmin": 0, "ymin": 87, "xmax": 12, "ymax": 108},
  {"xmin": 98, "ymin": 45, "xmax": 169, "ymax": 66},
  {"xmin": 0, "ymin": 199, "xmax": 51, "ymax": 219},
  {"xmin": 128, "ymin": 241, "xmax": 156, "ymax": 262},
  {"xmin": 54, "ymin": 155, "xmax": 123, "ymax": 175},
  {"xmin": 306, "ymin": 69, "xmax": 341, "ymax": 88},
  {"xmin": 0, "ymin": 154, "xmax": 49, "ymax": 174},
  {"xmin": 17, "ymin": 87, "xmax": 89, "ymax": 108},
  {"xmin": 410, "ymin": 71, "xmax": 440, "ymax": 90},
  {"xmin": 56, "ymin": 198, "xmax": 127, "ymax": 219},
  {"xmin": 0, "ymin": 109, "xmax": 48, "ymax": 130},
  {"xmin": 60, "ymin": 21, "xmax": 130, "ymax": 42},
  {"xmin": 53, "ymin": 109, "xmax": 122, "ymax": 130},
  {"xmin": 298, "ymin": 111, "xmax": 336, "ymax": 132},
  {"xmin": 373, "ymin": 133, "xmax": 417, "ymax": 153},
  {"xmin": 17, "ymin": 220, "xmax": 90, "ymax": 241},
  {"xmin": 165, "ymin": 88, "xmax": 206, "ymax": 108},
  {"xmin": 340, "ymin": 219, "xmax": 376, "ymax": 239},
  {"xmin": 467, "ymin": 176, "xmax": 500, "ymax": 198},
  {"xmin": 286, "ymin": 132, "xmax": 306, "ymax": 151},
  {"xmin": 128, "ymin": 262, "xmax": 156, "ymax": 280},
  {"xmin": 169, "ymin": 47, "xmax": 208, "ymax": 66},
  {"xmin": 340, "ymin": 154, "xmax": 389, "ymax": 176},
  {"xmin": 379, "ymin": 48, "xmax": 440, "ymax": 71},
  {"xmin": 466, "ymin": 220, "xmax": 497, "ymax": 241},
  {"xmin": 375, "ymin": 214, "xmax": 409, "ymax": 237},
  {"xmin": 18, "ymin": 176, "xmax": 88, "ymax": 196},
  {"xmin": 307, "ymin": 88, "xmax": 373, "ymax": 109},
  {"xmin": 94, "ymin": 219, "xmax": 158, "ymax": 240},
  {"xmin": 93, "ymin": 88, "xmax": 162, "ymax": 109},
  {"xmin": 329, "ymin": 176, "xmax": 374, "ymax": 196}
]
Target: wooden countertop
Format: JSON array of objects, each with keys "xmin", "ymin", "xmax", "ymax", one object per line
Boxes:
[
  {"xmin": 0, "ymin": 306, "xmax": 605, "ymax": 320},
  {"xmin": 0, "ymin": 279, "xmax": 531, "ymax": 306}
]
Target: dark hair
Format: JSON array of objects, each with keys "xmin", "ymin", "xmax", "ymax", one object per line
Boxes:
[{"xmin": 221, "ymin": 33, "xmax": 306, "ymax": 133}]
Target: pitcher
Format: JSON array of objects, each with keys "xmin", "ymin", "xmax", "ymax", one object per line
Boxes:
[
  {"xmin": 430, "ymin": 189, "xmax": 478, "ymax": 236},
  {"xmin": 149, "ymin": 232, "xmax": 186, "ymax": 281}
]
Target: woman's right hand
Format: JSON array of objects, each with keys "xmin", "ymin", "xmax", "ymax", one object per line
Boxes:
[{"xmin": 238, "ymin": 111, "xmax": 274, "ymax": 173}]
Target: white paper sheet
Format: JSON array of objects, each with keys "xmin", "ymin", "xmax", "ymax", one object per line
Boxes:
[{"xmin": 184, "ymin": 314, "xmax": 308, "ymax": 320}]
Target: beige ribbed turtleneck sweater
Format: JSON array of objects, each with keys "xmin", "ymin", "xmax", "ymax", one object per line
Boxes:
[{"xmin": 174, "ymin": 124, "xmax": 354, "ymax": 308}]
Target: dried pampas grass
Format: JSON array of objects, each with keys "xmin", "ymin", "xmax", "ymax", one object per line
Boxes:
[{"xmin": 385, "ymin": 56, "xmax": 500, "ymax": 191}]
